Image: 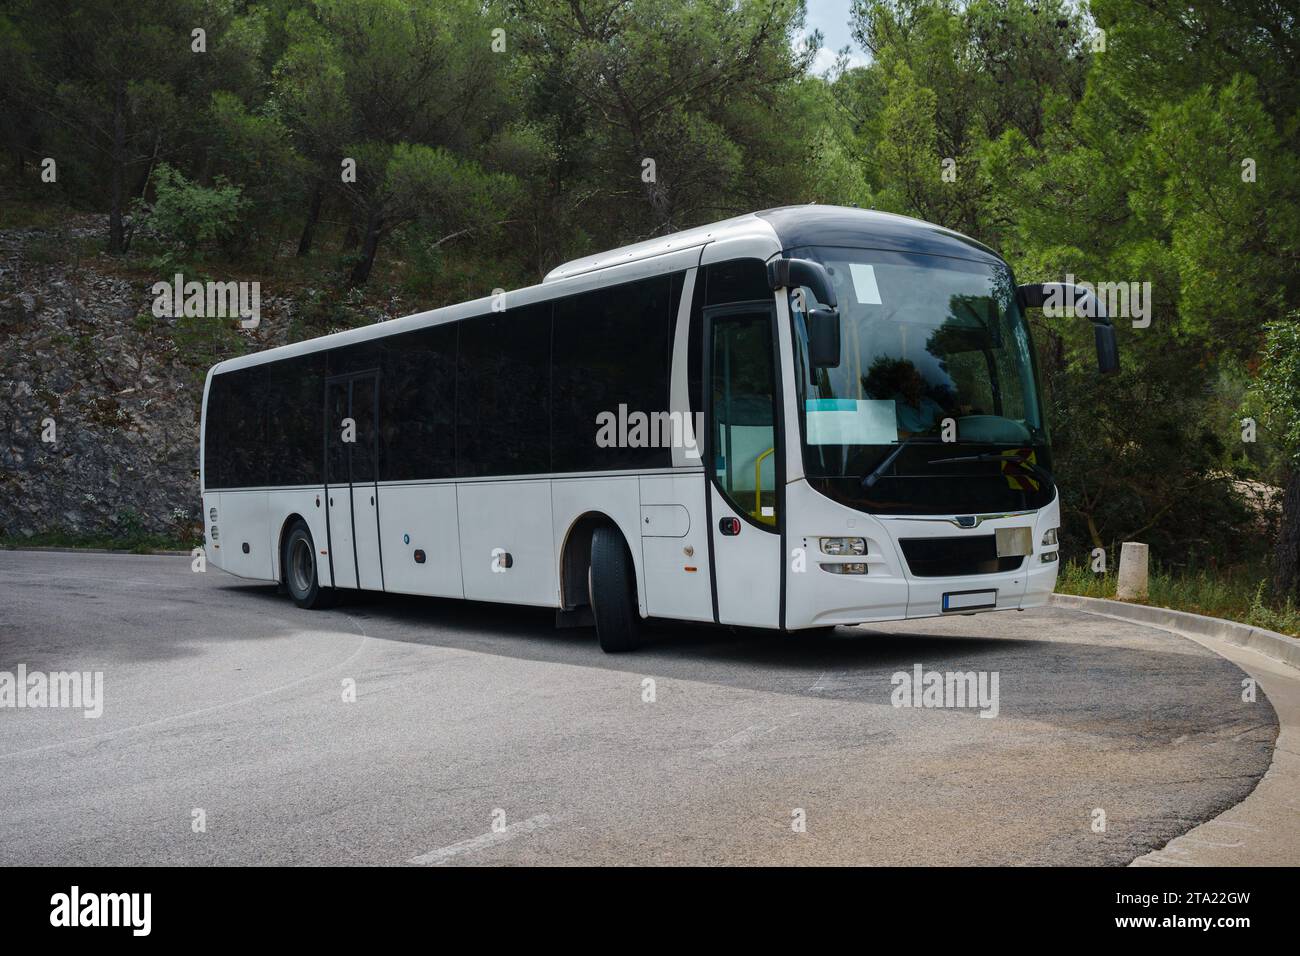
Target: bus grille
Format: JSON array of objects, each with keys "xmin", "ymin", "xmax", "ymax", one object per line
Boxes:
[{"xmin": 898, "ymin": 535, "xmax": 1024, "ymax": 577}]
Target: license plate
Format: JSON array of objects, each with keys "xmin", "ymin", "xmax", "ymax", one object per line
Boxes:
[
  {"xmin": 995, "ymin": 526, "xmax": 1033, "ymax": 557},
  {"xmin": 943, "ymin": 589, "xmax": 997, "ymax": 611}
]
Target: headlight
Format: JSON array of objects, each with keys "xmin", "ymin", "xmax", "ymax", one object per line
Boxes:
[
  {"xmin": 210, "ymin": 525, "xmax": 219, "ymax": 541},
  {"xmin": 820, "ymin": 562, "xmax": 868, "ymax": 575},
  {"xmin": 820, "ymin": 537, "xmax": 866, "ymax": 556},
  {"xmin": 1041, "ymin": 528, "xmax": 1059, "ymax": 546}
]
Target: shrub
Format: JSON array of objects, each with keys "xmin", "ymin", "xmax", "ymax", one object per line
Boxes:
[{"xmin": 138, "ymin": 163, "xmax": 247, "ymax": 253}]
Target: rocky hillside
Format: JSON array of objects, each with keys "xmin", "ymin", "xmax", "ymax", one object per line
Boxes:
[
  {"xmin": 0, "ymin": 215, "xmax": 320, "ymax": 544},
  {"xmin": 0, "ymin": 216, "xmax": 203, "ymax": 542}
]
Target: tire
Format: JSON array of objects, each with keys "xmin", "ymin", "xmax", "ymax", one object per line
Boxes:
[
  {"xmin": 281, "ymin": 519, "xmax": 338, "ymax": 610},
  {"xmin": 589, "ymin": 526, "xmax": 642, "ymax": 653}
]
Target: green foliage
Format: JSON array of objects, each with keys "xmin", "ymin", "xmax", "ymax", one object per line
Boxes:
[
  {"xmin": 139, "ymin": 164, "xmax": 248, "ymax": 254},
  {"xmin": 1247, "ymin": 581, "xmax": 1300, "ymax": 636},
  {"xmin": 1, "ymin": 526, "xmax": 200, "ymax": 554},
  {"xmin": 1249, "ymin": 317, "xmax": 1300, "ymax": 467},
  {"xmin": 1056, "ymin": 561, "xmax": 1300, "ymax": 638}
]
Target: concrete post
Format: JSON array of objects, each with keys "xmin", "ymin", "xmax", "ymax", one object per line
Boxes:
[{"xmin": 1116, "ymin": 541, "xmax": 1149, "ymax": 601}]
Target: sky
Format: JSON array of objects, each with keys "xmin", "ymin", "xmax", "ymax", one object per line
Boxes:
[{"xmin": 801, "ymin": 0, "xmax": 871, "ymax": 74}]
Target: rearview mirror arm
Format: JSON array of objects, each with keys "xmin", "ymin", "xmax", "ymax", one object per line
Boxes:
[
  {"xmin": 1017, "ymin": 282, "xmax": 1119, "ymax": 375},
  {"xmin": 768, "ymin": 257, "xmax": 838, "ymax": 309}
]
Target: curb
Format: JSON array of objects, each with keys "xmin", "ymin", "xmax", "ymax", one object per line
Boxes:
[
  {"xmin": 1050, "ymin": 592, "xmax": 1300, "ymax": 670},
  {"xmin": 0, "ymin": 545, "xmax": 191, "ymax": 557}
]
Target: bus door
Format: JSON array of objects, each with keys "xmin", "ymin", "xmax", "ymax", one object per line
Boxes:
[
  {"xmin": 705, "ymin": 301, "xmax": 783, "ymax": 628},
  {"xmin": 324, "ymin": 372, "xmax": 384, "ymax": 591}
]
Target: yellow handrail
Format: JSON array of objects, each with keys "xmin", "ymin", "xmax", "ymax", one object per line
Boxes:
[{"xmin": 754, "ymin": 446, "xmax": 775, "ymax": 520}]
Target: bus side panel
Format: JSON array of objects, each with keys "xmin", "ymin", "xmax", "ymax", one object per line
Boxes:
[
  {"xmin": 214, "ymin": 489, "xmax": 275, "ymax": 583},
  {"xmin": 551, "ymin": 476, "xmax": 645, "ymax": 615},
  {"xmin": 459, "ymin": 480, "xmax": 557, "ymax": 607},
  {"xmin": 265, "ymin": 488, "xmax": 332, "ymax": 588},
  {"xmin": 378, "ymin": 484, "xmax": 464, "ymax": 599},
  {"xmin": 638, "ymin": 473, "xmax": 713, "ymax": 622}
]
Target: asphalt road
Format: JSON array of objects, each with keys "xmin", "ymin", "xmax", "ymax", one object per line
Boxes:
[{"xmin": 0, "ymin": 550, "xmax": 1278, "ymax": 866}]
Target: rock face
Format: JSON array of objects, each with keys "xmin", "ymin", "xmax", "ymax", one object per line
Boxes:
[
  {"xmin": 0, "ymin": 215, "xmax": 418, "ymax": 543},
  {"xmin": 0, "ymin": 220, "xmax": 202, "ymax": 540}
]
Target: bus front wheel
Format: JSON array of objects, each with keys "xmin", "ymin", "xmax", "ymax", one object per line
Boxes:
[
  {"xmin": 282, "ymin": 519, "xmax": 338, "ymax": 610},
  {"xmin": 589, "ymin": 526, "xmax": 642, "ymax": 653}
]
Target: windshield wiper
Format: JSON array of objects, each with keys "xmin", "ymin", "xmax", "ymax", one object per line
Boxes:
[
  {"xmin": 860, "ymin": 436, "xmax": 945, "ymax": 488},
  {"xmin": 926, "ymin": 450, "xmax": 1054, "ymax": 485}
]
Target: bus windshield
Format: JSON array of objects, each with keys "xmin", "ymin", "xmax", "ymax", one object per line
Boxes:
[{"xmin": 788, "ymin": 246, "xmax": 1053, "ymax": 516}]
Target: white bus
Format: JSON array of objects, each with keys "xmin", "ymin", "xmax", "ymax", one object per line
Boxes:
[{"xmin": 200, "ymin": 205, "xmax": 1117, "ymax": 652}]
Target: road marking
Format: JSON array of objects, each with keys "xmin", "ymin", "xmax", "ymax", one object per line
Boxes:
[
  {"xmin": 699, "ymin": 713, "xmax": 799, "ymax": 759},
  {"xmin": 408, "ymin": 813, "xmax": 552, "ymax": 866}
]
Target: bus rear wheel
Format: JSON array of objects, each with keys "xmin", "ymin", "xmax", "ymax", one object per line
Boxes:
[
  {"xmin": 589, "ymin": 526, "xmax": 642, "ymax": 653},
  {"xmin": 282, "ymin": 519, "xmax": 338, "ymax": 610}
]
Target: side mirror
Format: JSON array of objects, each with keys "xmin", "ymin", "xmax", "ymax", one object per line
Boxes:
[
  {"xmin": 770, "ymin": 257, "xmax": 841, "ymax": 369},
  {"xmin": 1018, "ymin": 281, "xmax": 1119, "ymax": 375},
  {"xmin": 1094, "ymin": 323, "xmax": 1118, "ymax": 374},
  {"xmin": 807, "ymin": 306, "xmax": 841, "ymax": 369},
  {"xmin": 768, "ymin": 257, "xmax": 838, "ymax": 309}
]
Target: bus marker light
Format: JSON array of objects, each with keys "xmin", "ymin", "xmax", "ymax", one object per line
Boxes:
[
  {"xmin": 684, "ymin": 566, "xmax": 697, "ymax": 573},
  {"xmin": 414, "ymin": 550, "xmax": 426, "ymax": 564}
]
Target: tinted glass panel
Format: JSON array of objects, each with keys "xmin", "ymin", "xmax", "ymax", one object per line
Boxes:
[
  {"xmin": 207, "ymin": 355, "xmax": 326, "ymax": 490},
  {"xmin": 204, "ymin": 364, "xmax": 267, "ymax": 489},
  {"xmin": 350, "ymin": 375, "xmax": 378, "ymax": 483},
  {"xmin": 327, "ymin": 340, "xmax": 383, "ymax": 378},
  {"xmin": 378, "ymin": 324, "xmax": 456, "ymax": 481},
  {"xmin": 325, "ymin": 379, "xmax": 349, "ymax": 486},
  {"xmin": 264, "ymin": 353, "xmax": 324, "ymax": 485},
  {"xmin": 711, "ymin": 311, "xmax": 778, "ymax": 529},
  {"xmin": 552, "ymin": 274, "xmax": 675, "ymax": 472},
  {"xmin": 706, "ymin": 258, "xmax": 770, "ymax": 306},
  {"xmin": 456, "ymin": 303, "xmax": 551, "ymax": 477}
]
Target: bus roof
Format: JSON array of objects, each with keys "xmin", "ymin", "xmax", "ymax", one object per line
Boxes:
[
  {"xmin": 209, "ymin": 205, "xmax": 1002, "ymax": 378},
  {"xmin": 542, "ymin": 204, "xmax": 1003, "ymax": 282}
]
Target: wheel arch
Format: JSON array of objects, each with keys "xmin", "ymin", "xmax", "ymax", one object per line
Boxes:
[
  {"xmin": 275, "ymin": 512, "xmax": 309, "ymax": 585},
  {"xmin": 558, "ymin": 511, "xmax": 644, "ymax": 617}
]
